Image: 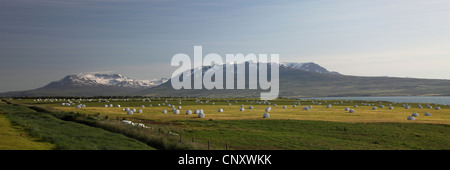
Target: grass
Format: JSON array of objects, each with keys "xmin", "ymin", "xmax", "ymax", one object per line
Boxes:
[
  {"xmin": 0, "ymin": 100, "xmax": 54, "ymax": 150},
  {"xmin": 50, "ymin": 99, "xmax": 450, "ymax": 125},
  {"xmin": 0, "ymin": 113, "xmax": 54, "ymax": 150},
  {"xmin": 5, "ymin": 98, "xmax": 450, "ymax": 150},
  {"xmin": 0, "ymin": 101, "xmax": 155, "ymax": 150},
  {"xmin": 176, "ymin": 119, "xmax": 450, "ymax": 150}
]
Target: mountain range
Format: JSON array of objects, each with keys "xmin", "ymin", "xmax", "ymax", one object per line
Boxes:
[
  {"xmin": 2, "ymin": 62, "xmax": 450, "ymax": 98},
  {"xmin": 0, "ymin": 73, "xmax": 168, "ymax": 97}
]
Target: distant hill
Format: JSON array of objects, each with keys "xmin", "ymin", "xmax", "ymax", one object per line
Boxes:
[
  {"xmin": 141, "ymin": 62, "xmax": 450, "ymax": 98},
  {"xmin": 0, "ymin": 73, "xmax": 168, "ymax": 97},
  {"xmin": 2, "ymin": 62, "xmax": 450, "ymax": 98}
]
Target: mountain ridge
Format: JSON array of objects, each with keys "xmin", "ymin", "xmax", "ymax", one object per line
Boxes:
[{"xmin": 2, "ymin": 62, "xmax": 450, "ymax": 97}]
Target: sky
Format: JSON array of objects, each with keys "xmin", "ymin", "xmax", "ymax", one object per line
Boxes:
[{"xmin": 1, "ymin": 0, "xmax": 450, "ymax": 92}]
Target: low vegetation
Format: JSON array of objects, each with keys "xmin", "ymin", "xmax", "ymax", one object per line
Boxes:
[
  {"xmin": 0, "ymin": 101, "xmax": 154, "ymax": 150},
  {"xmin": 2, "ymin": 97, "xmax": 450, "ymax": 150}
]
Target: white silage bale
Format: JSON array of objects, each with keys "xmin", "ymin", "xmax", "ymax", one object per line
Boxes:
[
  {"xmin": 198, "ymin": 112, "xmax": 205, "ymax": 118},
  {"xmin": 186, "ymin": 110, "xmax": 192, "ymax": 115},
  {"xmin": 127, "ymin": 110, "xmax": 134, "ymax": 115}
]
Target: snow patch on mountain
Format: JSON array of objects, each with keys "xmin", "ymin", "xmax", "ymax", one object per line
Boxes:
[
  {"xmin": 53, "ymin": 73, "xmax": 168, "ymax": 88},
  {"xmin": 281, "ymin": 62, "xmax": 340, "ymax": 75}
]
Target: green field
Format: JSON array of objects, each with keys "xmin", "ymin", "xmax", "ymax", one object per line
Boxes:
[
  {"xmin": 2, "ymin": 97, "xmax": 449, "ymax": 150},
  {"xmin": 0, "ymin": 100, "xmax": 155, "ymax": 150}
]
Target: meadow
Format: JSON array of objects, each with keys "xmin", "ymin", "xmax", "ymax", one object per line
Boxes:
[
  {"xmin": 2, "ymin": 97, "xmax": 450, "ymax": 150},
  {"xmin": 0, "ymin": 100, "xmax": 155, "ymax": 150}
]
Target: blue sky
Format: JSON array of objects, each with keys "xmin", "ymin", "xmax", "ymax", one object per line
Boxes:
[{"xmin": 1, "ymin": 0, "xmax": 450, "ymax": 92}]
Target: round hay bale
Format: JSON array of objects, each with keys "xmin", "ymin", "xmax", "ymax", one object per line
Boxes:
[
  {"xmin": 435, "ymin": 107, "xmax": 441, "ymax": 110},
  {"xmin": 303, "ymin": 107, "xmax": 310, "ymax": 111},
  {"xmin": 127, "ymin": 110, "xmax": 134, "ymax": 115},
  {"xmin": 218, "ymin": 108, "xmax": 224, "ymax": 112},
  {"xmin": 125, "ymin": 107, "xmax": 130, "ymax": 111},
  {"xmin": 293, "ymin": 105, "xmax": 296, "ymax": 108},
  {"xmin": 241, "ymin": 104, "xmax": 244, "ymax": 107},
  {"xmin": 263, "ymin": 113, "xmax": 270, "ymax": 118},
  {"xmin": 173, "ymin": 109, "xmax": 180, "ymax": 114},
  {"xmin": 418, "ymin": 105, "xmax": 423, "ymax": 109},
  {"xmin": 379, "ymin": 105, "xmax": 385, "ymax": 108},
  {"xmin": 109, "ymin": 104, "xmax": 113, "ymax": 107},
  {"xmin": 199, "ymin": 109, "xmax": 204, "ymax": 113},
  {"xmin": 138, "ymin": 109, "xmax": 143, "ymax": 113},
  {"xmin": 141, "ymin": 105, "xmax": 145, "ymax": 108},
  {"xmin": 249, "ymin": 106, "xmax": 254, "ymax": 109},
  {"xmin": 117, "ymin": 104, "xmax": 121, "ymax": 107},
  {"xmin": 354, "ymin": 105, "xmax": 358, "ymax": 108},
  {"xmin": 372, "ymin": 107, "xmax": 377, "ymax": 110},
  {"xmin": 344, "ymin": 107, "xmax": 350, "ymax": 111},
  {"xmin": 198, "ymin": 112, "xmax": 205, "ymax": 118},
  {"xmin": 240, "ymin": 108, "xmax": 245, "ymax": 111},
  {"xmin": 75, "ymin": 105, "xmax": 81, "ymax": 109},
  {"xmin": 194, "ymin": 110, "xmax": 200, "ymax": 114},
  {"xmin": 349, "ymin": 109, "xmax": 355, "ymax": 113},
  {"xmin": 308, "ymin": 105, "xmax": 312, "ymax": 109},
  {"xmin": 412, "ymin": 113, "xmax": 419, "ymax": 117},
  {"xmin": 162, "ymin": 110, "xmax": 167, "ymax": 114},
  {"xmin": 131, "ymin": 108, "xmax": 137, "ymax": 112},
  {"xmin": 265, "ymin": 107, "xmax": 271, "ymax": 112},
  {"xmin": 327, "ymin": 104, "xmax": 332, "ymax": 108},
  {"xmin": 283, "ymin": 105, "xmax": 287, "ymax": 109},
  {"xmin": 389, "ymin": 106, "xmax": 394, "ymax": 110},
  {"xmin": 407, "ymin": 116, "xmax": 415, "ymax": 120},
  {"xmin": 178, "ymin": 106, "xmax": 182, "ymax": 109},
  {"xmin": 228, "ymin": 103, "xmax": 232, "ymax": 106},
  {"xmin": 186, "ymin": 110, "xmax": 192, "ymax": 115},
  {"xmin": 425, "ymin": 112, "xmax": 432, "ymax": 116},
  {"xmin": 104, "ymin": 104, "xmax": 108, "ymax": 107}
]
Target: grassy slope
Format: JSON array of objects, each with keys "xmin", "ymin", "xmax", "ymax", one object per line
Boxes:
[
  {"xmin": 0, "ymin": 100, "xmax": 53, "ymax": 150},
  {"xmin": 0, "ymin": 113, "xmax": 55, "ymax": 150},
  {"xmin": 0, "ymin": 102, "xmax": 155, "ymax": 150}
]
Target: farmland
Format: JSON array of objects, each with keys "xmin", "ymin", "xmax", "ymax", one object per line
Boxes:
[{"xmin": 1, "ymin": 97, "xmax": 450, "ymax": 150}]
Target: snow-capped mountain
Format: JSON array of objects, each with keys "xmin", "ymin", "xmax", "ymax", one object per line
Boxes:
[
  {"xmin": 281, "ymin": 62, "xmax": 340, "ymax": 75},
  {"xmin": 0, "ymin": 73, "xmax": 169, "ymax": 97},
  {"xmin": 179, "ymin": 62, "xmax": 339, "ymax": 79},
  {"xmin": 44, "ymin": 73, "xmax": 168, "ymax": 89},
  {"xmin": 74, "ymin": 73, "xmax": 168, "ymax": 88}
]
